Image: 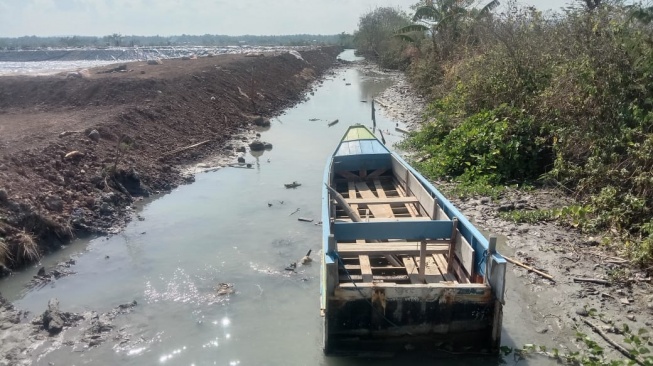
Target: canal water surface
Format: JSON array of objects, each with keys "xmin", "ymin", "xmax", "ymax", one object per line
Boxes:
[{"xmin": 0, "ymin": 50, "xmax": 545, "ymax": 366}]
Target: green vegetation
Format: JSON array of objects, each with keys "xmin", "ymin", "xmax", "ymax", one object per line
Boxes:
[
  {"xmin": 505, "ymin": 308, "xmax": 653, "ymax": 365},
  {"xmin": 355, "ymin": 0, "xmax": 653, "ymax": 264},
  {"xmin": 353, "ymin": 7, "xmax": 413, "ymax": 69},
  {"xmin": 500, "ymin": 205, "xmax": 592, "ymax": 228}
]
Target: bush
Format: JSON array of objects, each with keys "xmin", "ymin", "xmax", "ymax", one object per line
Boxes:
[
  {"xmin": 405, "ymin": 105, "xmax": 550, "ymax": 185},
  {"xmin": 392, "ymin": 1, "xmax": 653, "ymax": 262}
]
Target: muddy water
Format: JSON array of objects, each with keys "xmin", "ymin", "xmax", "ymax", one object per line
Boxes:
[{"xmin": 0, "ymin": 51, "xmax": 545, "ymax": 365}]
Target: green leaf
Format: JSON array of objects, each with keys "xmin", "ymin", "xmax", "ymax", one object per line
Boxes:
[{"xmin": 396, "ymin": 24, "xmax": 429, "ymax": 34}]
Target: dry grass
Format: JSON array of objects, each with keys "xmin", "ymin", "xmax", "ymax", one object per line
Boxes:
[
  {"xmin": 13, "ymin": 231, "xmax": 41, "ymax": 264},
  {"xmin": 0, "ymin": 238, "xmax": 11, "ymax": 265}
]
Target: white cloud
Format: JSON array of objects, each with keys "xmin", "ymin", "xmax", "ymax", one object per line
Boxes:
[{"xmin": 0, "ymin": 0, "xmax": 577, "ymax": 37}]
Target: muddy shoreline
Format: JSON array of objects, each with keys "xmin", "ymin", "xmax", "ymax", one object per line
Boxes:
[
  {"xmin": 0, "ymin": 46, "xmax": 342, "ymax": 275},
  {"xmin": 0, "ymin": 46, "xmax": 343, "ymax": 365},
  {"xmin": 1, "ymin": 52, "xmax": 650, "ymax": 364}
]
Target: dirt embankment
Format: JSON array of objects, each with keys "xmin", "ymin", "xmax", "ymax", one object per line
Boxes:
[{"xmin": 0, "ymin": 46, "xmax": 343, "ymax": 274}]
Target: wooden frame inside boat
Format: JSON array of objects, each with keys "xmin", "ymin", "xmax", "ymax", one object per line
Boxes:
[{"xmin": 321, "ymin": 125, "xmax": 506, "ymax": 356}]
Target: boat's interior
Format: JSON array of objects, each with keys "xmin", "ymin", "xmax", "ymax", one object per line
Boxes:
[{"xmin": 329, "ymin": 156, "xmax": 481, "ymax": 286}]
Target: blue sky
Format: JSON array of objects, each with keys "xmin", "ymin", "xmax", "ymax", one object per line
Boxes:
[{"xmin": 0, "ymin": 0, "xmax": 573, "ymax": 37}]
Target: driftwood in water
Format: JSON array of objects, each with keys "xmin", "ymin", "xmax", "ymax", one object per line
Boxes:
[
  {"xmin": 328, "ymin": 119, "xmax": 339, "ymax": 127},
  {"xmin": 503, "ymin": 256, "xmax": 555, "ymax": 282},
  {"xmin": 573, "ymin": 277, "xmax": 611, "ymax": 285},
  {"xmin": 582, "ymin": 319, "xmax": 645, "ymax": 365}
]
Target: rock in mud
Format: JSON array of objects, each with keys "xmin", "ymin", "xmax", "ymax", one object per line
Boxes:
[
  {"xmin": 252, "ymin": 116, "xmax": 271, "ymax": 127},
  {"xmin": 498, "ymin": 203, "xmax": 515, "ymax": 212},
  {"xmin": 113, "ymin": 168, "xmax": 150, "ymax": 197},
  {"xmin": 87, "ymin": 129, "xmax": 100, "ymax": 142},
  {"xmin": 42, "ymin": 298, "xmax": 65, "ymax": 335},
  {"xmin": 147, "ymin": 59, "xmax": 163, "ymax": 65},
  {"xmin": 249, "ymin": 141, "xmax": 266, "ymax": 151},
  {"xmin": 249, "ymin": 141, "xmax": 273, "ymax": 151},
  {"xmin": 0, "ymin": 264, "xmax": 10, "ymax": 277},
  {"xmin": 575, "ymin": 307, "xmax": 589, "ymax": 317},
  {"xmin": 44, "ymin": 195, "xmax": 64, "ymax": 212},
  {"xmin": 0, "ymin": 188, "xmax": 7, "ymax": 202}
]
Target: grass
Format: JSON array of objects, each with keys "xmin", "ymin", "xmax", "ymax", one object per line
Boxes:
[
  {"xmin": 499, "ymin": 209, "xmax": 556, "ymax": 224},
  {"xmin": 0, "ymin": 238, "xmax": 10, "ymax": 266},
  {"xmin": 439, "ymin": 181, "xmax": 507, "ymax": 200},
  {"xmin": 13, "ymin": 231, "xmax": 41, "ymax": 264}
]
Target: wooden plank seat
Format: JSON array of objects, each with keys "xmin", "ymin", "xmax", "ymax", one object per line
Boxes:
[{"xmin": 337, "ymin": 242, "xmax": 449, "ymax": 256}]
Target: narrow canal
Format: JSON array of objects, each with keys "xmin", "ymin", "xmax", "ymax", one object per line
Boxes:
[{"xmin": 0, "ymin": 50, "xmax": 545, "ymax": 366}]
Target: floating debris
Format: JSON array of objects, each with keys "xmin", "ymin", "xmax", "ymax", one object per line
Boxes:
[
  {"xmin": 284, "ymin": 181, "xmax": 301, "ymax": 189},
  {"xmin": 216, "ymin": 283, "xmax": 234, "ymax": 296},
  {"xmin": 301, "ymin": 249, "xmax": 313, "ymax": 264}
]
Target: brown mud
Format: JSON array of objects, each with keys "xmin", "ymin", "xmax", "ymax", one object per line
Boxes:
[
  {"xmin": 0, "ymin": 46, "xmax": 342, "ymax": 366},
  {"xmin": 0, "ymin": 46, "xmax": 342, "ymax": 274}
]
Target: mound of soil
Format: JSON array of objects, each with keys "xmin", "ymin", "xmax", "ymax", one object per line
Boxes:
[{"xmin": 0, "ymin": 46, "xmax": 343, "ymax": 273}]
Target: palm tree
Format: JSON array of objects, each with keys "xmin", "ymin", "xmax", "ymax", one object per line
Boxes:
[{"xmin": 396, "ymin": 0, "xmax": 500, "ymax": 59}]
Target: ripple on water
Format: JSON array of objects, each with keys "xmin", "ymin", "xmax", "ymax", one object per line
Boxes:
[{"xmin": 143, "ymin": 267, "xmax": 229, "ymax": 306}]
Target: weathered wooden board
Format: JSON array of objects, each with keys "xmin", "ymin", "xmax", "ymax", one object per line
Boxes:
[
  {"xmin": 338, "ymin": 170, "xmax": 360, "ymax": 180},
  {"xmin": 334, "ymin": 217, "xmax": 431, "ymax": 223},
  {"xmin": 414, "ymin": 255, "xmax": 445, "ymax": 283},
  {"xmin": 402, "ymin": 257, "xmax": 423, "ymax": 284},
  {"xmin": 389, "ymin": 178, "xmax": 420, "ymax": 218},
  {"xmin": 337, "ymin": 242, "xmax": 449, "ymax": 256},
  {"xmin": 359, "ymin": 255, "xmax": 373, "ymax": 282},
  {"xmin": 334, "ymin": 282, "xmax": 492, "ymax": 302},
  {"xmin": 333, "ymin": 220, "xmax": 453, "ymax": 241},
  {"xmin": 451, "ymin": 257, "xmax": 470, "ymax": 284},
  {"xmin": 344, "ymin": 197, "xmax": 419, "ymax": 205},
  {"xmin": 354, "ymin": 181, "xmax": 393, "ymax": 218},
  {"xmin": 455, "ymin": 229, "xmax": 475, "ymax": 277},
  {"xmin": 339, "ymin": 274, "xmax": 410, "ymax": 282},
  {"xmin": 366, "ymin": 168, "xmax": 387, "ymax": 180},
  {"xmin": 433, "ymin": 253, "xmax": 457, "ymax": 282}
]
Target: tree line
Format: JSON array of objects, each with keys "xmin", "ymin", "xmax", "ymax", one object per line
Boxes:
[
  {"xmin": 0, "ymin": 33, "xmax": 351, "ymax": 50},
  {"xmin": 353, "ymin": 0, "xmax": 653, "ymax": 263}
]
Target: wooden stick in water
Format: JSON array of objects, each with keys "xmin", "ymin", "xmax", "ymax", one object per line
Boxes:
[{"xmin": 503, "ymin": 255, "xmax": 555, "ymax": 282}]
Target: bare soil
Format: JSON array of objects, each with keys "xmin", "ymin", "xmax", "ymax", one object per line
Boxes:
[{"xmin": 0, "ymin": 47, "xmax": 342, "ymax": 274}]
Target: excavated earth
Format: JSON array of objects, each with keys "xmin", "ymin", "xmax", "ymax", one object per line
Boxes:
[
  {"xmin": 0, "ymin": 47, "xmax": 342, "ymax": 276},
  {"xmin": 0, "ymin": 47, "xmax": 341, "ymax": 365}
]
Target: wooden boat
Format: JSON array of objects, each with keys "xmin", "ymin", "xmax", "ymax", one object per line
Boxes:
[{"xmin": 320, "ymin": 125, "xmax": 506, "ymax": 356}]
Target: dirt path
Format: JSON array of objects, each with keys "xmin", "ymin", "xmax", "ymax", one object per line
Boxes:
[{"xmin": 374, "ymin": 71, "xmax": 653, "ymax": 363}]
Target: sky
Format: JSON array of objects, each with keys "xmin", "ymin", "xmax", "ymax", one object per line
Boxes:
[{"xmin": 0, "ymin": 0, "xmax": 573, "ymax": 38}]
